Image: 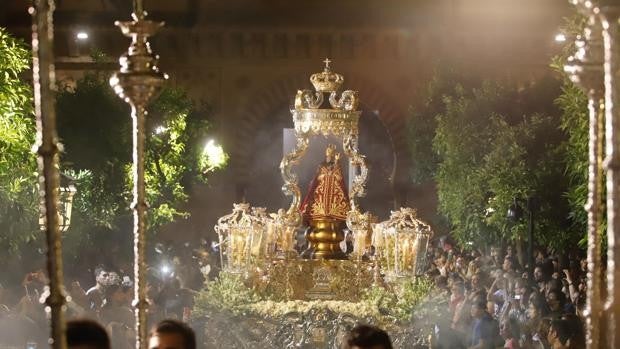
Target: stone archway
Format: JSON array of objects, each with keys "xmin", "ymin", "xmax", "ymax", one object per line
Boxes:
[{"xmin": 230, "ymin": 73, "xmax": 411, "ymax": 212}]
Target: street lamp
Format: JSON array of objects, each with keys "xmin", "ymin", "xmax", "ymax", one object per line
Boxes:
[
  {"xmin": 75, "ymin": 31, "xmax": 89, "ymax": 41},
  {"xmin": 203, "ymin": 139, "xmax": 227, "ymax": 171},
  {"xmin": 39, "ymin": 173, "xmax": 77, "ymax": 232},
  {"xmin": 507, "ymin": 197, "xmax": 535, "ymax": 280},
  {"xmin": 555, "ymin": 33, "xmax": 567, "ymax": 43}
]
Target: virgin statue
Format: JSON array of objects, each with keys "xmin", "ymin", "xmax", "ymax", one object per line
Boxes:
[{"xmin": 300, "ymin": 144, "xmax": 350, "ymax": 259}]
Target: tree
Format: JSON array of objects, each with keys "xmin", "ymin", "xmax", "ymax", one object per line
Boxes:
[
  {"xmin": 0, "ymin": 28, "xmax": 38, "ymax": 253},
  {"xmin": 551, "ymin": 15, "xmax": 595, "ymax": 246},
  {"xmin": 408, "ymin": 74, "xmax": 574, "ymax": 250},
  {"xmin": 56, "ymin": 66, "xmax": 226, "ymax": 268},
  {"xmin": 408, "ymin": 67, "xmax": 478, "ymax": 185},
  {"xmin": 555, "ymin": 81, "xmax": 590, "ymax": 245}
]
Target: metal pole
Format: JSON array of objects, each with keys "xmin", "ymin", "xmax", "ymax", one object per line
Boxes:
[
  {"xmin": 132, "ymin": 103, "xmax": 149, "ymax": 347},
  {"xmin": 110, "ymin": 3, "xmax": 166, "ymax": 347},
  {"xmin": 599, "ymin": 3, "xmax": 620, "ymax": 347},
  {"xmin": 586, "ymin": 84, "xmax": 605, "ymax": 349},
  {"xmin": 577, "ymin": 22, "xmax": 605, "ymax": 349},
  {"xmin": 527, "ymin": 198, "xmax": 534, "ymax": 280},
  {"xmin": 565, "ymin": 2, "xmax": 605, "ymax": 346},
  {"xmin": 29, "ymin": 1, "xmax": 67, "ymax": 348}
]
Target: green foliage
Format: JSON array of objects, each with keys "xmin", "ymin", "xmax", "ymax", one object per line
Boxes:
[
  {"xmin": 408, "ymin": 69, "xmax": 474, "ymax": 184},
  {"xmin": 0, "ymin": 38, "xmax": 223, "ymax": 264},
  {"xmin": 0, "ymin": 28, "xmax": 38, "ymax": 252},
  {"xmin": 361, "ymin": 284, "xmax": 395, "ymax": 314},
  {"xmin": 361, "ymin": 277, "xmax": 434, "ymax": 322},
  {"xmin": 193, "ymin": 273, "xmax": 260, "ymax": 316},
  {"xmin": 556, "ymin": 80, "xmax": 592, "ymax": 248},
  {"xmin": 193, "ymin": 273, "xmax": 434, "ymax": 324},
  {"xmin": 409, "ymin": 73, "xmax": 573, "ymax": 250},
  {"xmin": 50, "ymin": 60, "xmax": 226, "ymax": 271},
  {"xmin": 552, "ymin": 15, "xmax": 602, "ymax": 248},
  {"xmin": 57, "ymin": 73, "xmax": 130, "ymax": 231},
  {"xmin": 144, "ymin": 88, "xmax": 226, "ymax": 227},
  {"xmin": 407, "ymin": 15, "xmax": 592, "ymax": 251},
  {"xmin": 56, "ymin": 70, "xmax": 221, "ymax": 237}
]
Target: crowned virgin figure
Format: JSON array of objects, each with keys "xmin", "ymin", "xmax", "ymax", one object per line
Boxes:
[{"xmin": 300, "ymin": 144, "xmax": 350, "ymax": 260}]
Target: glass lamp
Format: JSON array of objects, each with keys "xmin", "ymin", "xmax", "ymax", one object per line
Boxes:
[
  {"xmin": 39, "ymin": 173, "xmax": 77, "ymax": 232},
  {"xmin": 372, "ymin": 208, "xmax": 433, "ymax": 279},
  {"xmin": 215, "ymin": 203, "xmax": 272, "ymax": 273}
]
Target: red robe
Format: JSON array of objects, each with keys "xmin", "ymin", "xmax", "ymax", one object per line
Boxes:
[{"xmin": 300, "ymin": 161, "xmax": 350, "ymax": 222}]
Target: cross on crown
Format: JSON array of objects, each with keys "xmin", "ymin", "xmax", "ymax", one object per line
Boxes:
[{"xmin": 323, "ymin": 58, "xmax": 331, "ymax": 70}]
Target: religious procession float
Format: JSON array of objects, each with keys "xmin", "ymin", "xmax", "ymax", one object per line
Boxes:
[{"xmin": 193, "ymin": 61, "xmax": 439, "ymax": 348}]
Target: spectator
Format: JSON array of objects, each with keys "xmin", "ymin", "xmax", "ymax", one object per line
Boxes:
[
  {"xmin": 86, "ymin": 268, "xmax": 110, "ymax": 310},
  {"xmin": 341, "ymin": 324, "xmax": 393, "ymax": 349},
  {"xmin": 506, "ymin": 278, "xmax": 530, "ymax": 325},
  {"xmin": 503, "ymin": 256, "xmax": 518, "ymax": 276},
  {"xmin": 100, "ymin": 281, "xmax": 134, "ymax": 349},
  {"xmin": 66, "ymin": 319, "xmax": 110, "ymax": 349},
  {"xmin": 487, "ymin": 275, "xmax": 508, "ymax": 319},
  {"xmin": 68, "ymin": 280, "xmax": 89, "ymax": 312},
  {"xmin": 469, "ymin": 271, "xmax": 486, "ymax": 294},
  {"xmin": 546, "ymin": 289, "xmax": 571, "ymax": 319},
  {"xmin": 499, "ymin": 317, "xmax": 520, "ymax": 349},
  {"xmin": 489, "ymin": 247, "xmax": 503, "ymax": 269},
  {"xmin": 534, "ymin": 261, "xmax": 554, "ymax": 295},
  {"xmin": 468, "ymin": 300, "xmax": 499, "ymax": 349},
  {"xmin": 148, "ymin": 319, "xmax": 196, "ymax": 349},
  {"xmin": 547, "ymin": 319, "xmax": 571, "ymax": 349},
  {"xmin": 524, "ymin": 294, "xmax": 549, "ymax": 348},
  {"xmin": 450, "ymin": 282, "xmax": 469, "ymax": 332}
]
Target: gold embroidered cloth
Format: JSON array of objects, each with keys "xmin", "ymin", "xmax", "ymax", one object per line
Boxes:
[{"xmin": 301, "ymin": 163, "xmax": 350, "ymax": 221}]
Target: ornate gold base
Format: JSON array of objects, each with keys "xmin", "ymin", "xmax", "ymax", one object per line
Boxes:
[
  {"xmin": 258, "ymin": 259, "xmax": 374, "ymax": 301},
  {"xmin": 301, "ymin": 218, "xmax": 347, "ymax": 260}
]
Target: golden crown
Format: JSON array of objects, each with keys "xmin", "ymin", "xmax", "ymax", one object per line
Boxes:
[{"xmin": 310, "ymin": 58, "xmax": 344, "ymax": 92}]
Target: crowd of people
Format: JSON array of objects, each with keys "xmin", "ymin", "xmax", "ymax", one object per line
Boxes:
[
  {"xmin": 0, "ymin": 236, "xmax": 589, "ymax": 349},
  {"xmin": 0, "ymin": 255, "xmax": 207, "ymax": 348},
  {"xmin": 424, "ymin": 241, "xmax": 588, "ymax": 349},
  {"xmin": 63, "ymin": 319, "xmax": 392, "ymax": 349}
]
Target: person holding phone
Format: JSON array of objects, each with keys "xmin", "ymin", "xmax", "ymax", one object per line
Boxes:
[
  {"xmin": 506, "ymin": 278, "xmax": 530, "ymax": 326},
  {"xmin": 562, "ymin": 269, "xmax": 582, "ymax": 306}
]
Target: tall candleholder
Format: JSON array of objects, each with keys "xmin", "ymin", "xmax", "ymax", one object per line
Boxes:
[
  {"xmin": 30, "ymin": 1, "xmax": 67, "ymax": 348},
  {"xmin": 565, "ymin": 2, "xmax": 604, "ymax": 347},
  {"xmin": 596, "ymin": 2, "xmax": 620, "ymax": 346},
  {"xmin": 109, "ymin": 4, "xmax": 167, "ymax": 348}
]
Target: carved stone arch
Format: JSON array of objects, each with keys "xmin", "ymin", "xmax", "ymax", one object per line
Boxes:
[
  {"xmin": 229, "ymin": 74, "xmax": 307, "ymax": 185},
  {"xmin": 231, "ymin": 73, "xmax": 410, "ymax": 208},
  {"xmin": 344, "ymin": 74, "xmax": 411, "ymax": 189}
]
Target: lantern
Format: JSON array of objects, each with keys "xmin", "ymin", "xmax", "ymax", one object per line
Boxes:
[
  {"xmin": 270, "ymin": 209, "xmax": 296, "ymax": 258},
  {"xmin": 39, "ymin": 173, "xmax": 77, "ymax": 233},
  {"xmin": 372, "ymin": 208, "xmax": 432, "ymax": 279},
  {"xmin": 347, "ymin": 209, "xmax": 375, "ymax": 261},
  {"xmin": 215, "ymin": 203, "xmax": 255, "ymax": 273}
]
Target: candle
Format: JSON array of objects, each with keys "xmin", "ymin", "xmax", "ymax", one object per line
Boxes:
[{"xmin": 393, "ymin": 229, "xmax": 399, "ymax": 274}]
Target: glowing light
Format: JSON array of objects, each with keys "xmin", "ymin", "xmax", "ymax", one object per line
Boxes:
[
  {"xmin": 555, "ymin": 33, "xmax": 567, "ymax": 43},
  {"xmin": 154, "ymin": 125, "xmax": 168, "ymax": 134},
  {"xmin": 161, "ymin": 264, "xmax": 171, "ymax": 275},
  {"xmin": 204, "ymin": 139, "xmax": 226, "ymax": 169},
  {"xmin": 76, "ymin": 31, "xmax": 89, "ymax": 40}
]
